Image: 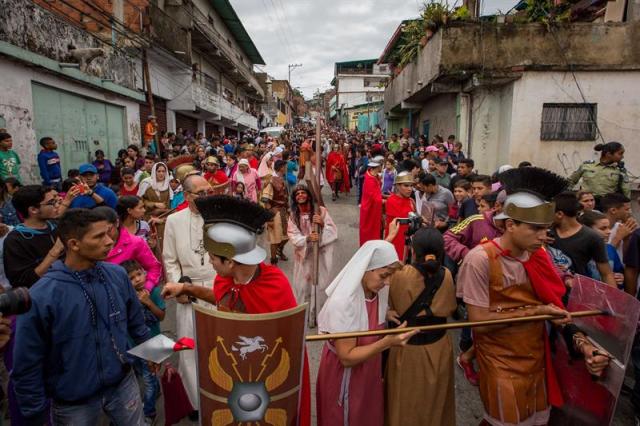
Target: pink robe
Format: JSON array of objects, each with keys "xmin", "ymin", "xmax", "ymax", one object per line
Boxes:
[
  {"xmin": 231, "ymin": 168, "xmax": 261, "ymax": 203},
  {"xmin": 316, "ymin": 297, "xmax": 384, "ymax": 426}
]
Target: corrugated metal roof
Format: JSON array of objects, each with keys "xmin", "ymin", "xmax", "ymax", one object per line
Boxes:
[{"xmin": 210, "ymin": 0, "xmax": 266, "ymax": 65}]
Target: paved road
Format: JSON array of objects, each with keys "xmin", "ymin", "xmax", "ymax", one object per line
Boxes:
[{"xmin": 157, "ymin": 187, "xmax": 635, "ymax": 425}]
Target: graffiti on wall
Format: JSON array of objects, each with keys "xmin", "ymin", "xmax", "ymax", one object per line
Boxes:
[{"xmin": 556, "ymin": 151, "xmax": 585, "ymax": 176}]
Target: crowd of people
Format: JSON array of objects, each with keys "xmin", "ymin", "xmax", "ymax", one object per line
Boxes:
[{"xmin": 0, "ymin": 120, "xmax": 634, "ymax": 425}]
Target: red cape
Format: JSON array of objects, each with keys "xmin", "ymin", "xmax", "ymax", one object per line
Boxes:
[
  {"xmin": 213, "ymin": 263, "xmax": 311, "ymax": 426},
  {"xmin": 325, "ymin": 152, "xmax": 350, "ymax": 193},
  {"xmin": 359, "ymin": 171, "xmax": 382, "ymax": 245},
  {"xmin": 204, "ymin": 170, "xmax": 229, "ymax": 185},
  {"xmin": 384, "ymin": 194, "xmax": 415, "ymax": 260}
]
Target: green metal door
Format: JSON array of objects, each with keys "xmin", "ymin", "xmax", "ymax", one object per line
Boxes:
[{"xmin": 32, "ymin": 83, "xmax": 126, "ymax": 177}]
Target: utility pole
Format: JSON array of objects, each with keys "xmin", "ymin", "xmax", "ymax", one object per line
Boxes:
[
  {"xmin": 288, "ymin": 64, "xmax": 302, "ymax": 126},
  {"xmin": 141, "ymin": 6, "xmax": 159, "ymax": 156}
]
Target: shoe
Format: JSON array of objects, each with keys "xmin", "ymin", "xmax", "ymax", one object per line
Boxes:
[
  {"xmin": 456, "ymin": 355, "xmax": 479, "ymax": 386},
  {"xmin": 332, "ymin": 194, "xmax": 336, "ymax": 201},
  {"xmin": 188, "ymin": 410, "xmax": 199, "ymax": 421},
  {"xmin": 270, "ymin": 258, "xmax": 278, "ymax": 266},
  {"xmin": 144, "ymin": 415, "xmax": 156, "ymax": 425}
]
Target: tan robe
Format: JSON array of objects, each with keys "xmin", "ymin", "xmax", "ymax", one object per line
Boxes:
[
  {"xmin": 386, "ymin": 266, "xmax": 457, "ymax": 426},
  {"xmin": 140, "ymin": 186, "xmax": 171, "ymax": 254}
]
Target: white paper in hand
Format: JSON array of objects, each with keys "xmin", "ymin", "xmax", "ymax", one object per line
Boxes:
[{"xmin": 128, "ymin": 334, "xmax": 178, "ymax": 364}]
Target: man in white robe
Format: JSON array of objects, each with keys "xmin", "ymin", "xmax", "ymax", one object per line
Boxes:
[
  {"xmin": 287, "ymin": 185, "xmax": 337, "ymax": 314},
  {"xmin": 162, "ymin": 175, "xmax": 214, "ymax": 416}
]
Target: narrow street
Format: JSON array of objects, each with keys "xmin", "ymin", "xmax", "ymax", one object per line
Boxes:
[{"xmin": 159, "ymin": 186, "xmax": 637, "ymax": 425}]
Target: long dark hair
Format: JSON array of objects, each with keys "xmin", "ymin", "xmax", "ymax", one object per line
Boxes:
[
  {"xmin": 116, "ymin": 195, "xmax": 142, "ymax": 224},
  {"xmin": 594, "ymin": 141, "xmax": 623, "ymax": 156},
  {"xmin": 411, "ymin": 228, "xmax": 445, "ymax": 275},
  {"xmin": 290, "ymin": 186, "xmax": 314, "ymax": 229}
]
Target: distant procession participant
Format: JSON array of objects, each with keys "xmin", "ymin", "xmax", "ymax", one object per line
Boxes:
[
  {"xmin": 202, "ymin": 156, "xmax": 229, "ymax": 195},
  {"xmin": 359, "ymin": 156, "xmax": 384, "ymax": 245},
  {"xmin": 161, "ymin": 195, "xmax": 311, "ymax": 426},
  {"xmin": 326, "ymin": 144, "xmax": 350, "ymax": 201},
  {"xmin": 287, "ymin": 184, "xmax": 338, "ymax": 309},
  {"xmin": 316, "ymin": 240, "xmax": 416, "ymax": 426},
  {"xmin": 262, "ymin": 160, "xmax": 290, "ymax": 265}
]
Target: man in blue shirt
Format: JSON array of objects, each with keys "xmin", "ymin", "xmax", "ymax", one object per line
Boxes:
[
  {"xmin": 37, "ymin": 137, "xmax": 62, "ymax": 189},
  {"xmin": 70, "ymin": 163, "xmax": 117, "ymax": 209},
  {"xmin": 13, "ymin": 208, "xmax": 152, "ymax": 424}
]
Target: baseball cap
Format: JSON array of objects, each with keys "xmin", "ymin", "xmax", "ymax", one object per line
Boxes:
[{"xmin": 79, "ymin": 163, "xmax": 98, "ymax": 175}]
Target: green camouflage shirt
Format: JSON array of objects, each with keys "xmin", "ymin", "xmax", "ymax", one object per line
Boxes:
[{"xmin": 568, "ymin": 161, "xmax": 630, "ymax": 198}]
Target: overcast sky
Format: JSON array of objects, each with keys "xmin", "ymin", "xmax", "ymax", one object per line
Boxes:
[{"xmin": 229, "ymin": 0, "xmax": 516, "ymax": 98}]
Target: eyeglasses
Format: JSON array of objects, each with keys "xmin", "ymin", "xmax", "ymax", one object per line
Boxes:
[
  {"xmin": 40, "ymin": 199, "xmax": 62, "ymax": 207},
  {"xmin": 187, "ymin": 189, "xmax": 213, "ymax": 198}
]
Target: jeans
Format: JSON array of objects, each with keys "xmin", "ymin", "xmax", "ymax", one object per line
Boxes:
[
  {"xmin": 51, "ymin": 370, "xmax": 143, "ymax": 426},
  {"xmin": 134, "ymin": 359, "xmax": 160, "ymax": 417}
]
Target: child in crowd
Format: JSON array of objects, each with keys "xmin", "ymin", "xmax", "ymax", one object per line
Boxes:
[
  {"xmin": 578, "ymin": 210, "xmax": 625, "ymax": 289},
  {"xmin": 118, "ymin": 167, "xmax": 139, "ymax": 197},
  {"xmin": 4, "ymin": 177, "xmax": 21, "ymax": 196},
  {"xmin": 478, "ymin": 192, "xmax": 498, "ymax": 215},
  {"xmin": 233, "ymin": 181, "xmax": 246, "ymax": 199},
  {"xmin": 382, "ymin": 159, "xmax": 397, "ymax": 195},
  {"xmin": 449, "ymin": 179, "xmax": 471, "ymax": 224},
  {"xmin": 120, "ymin": 259, "xmax": 165, "ymax": 423}
]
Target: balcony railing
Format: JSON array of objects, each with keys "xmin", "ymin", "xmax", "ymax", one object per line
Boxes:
[{"xmin": 192, "ymin": 82, "xmax": 258, "ymax": 129}]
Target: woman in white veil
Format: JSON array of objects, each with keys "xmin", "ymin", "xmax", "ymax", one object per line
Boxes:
[{"xmin": 316, "ymin": 240, "xmax": 417, "ymax": 426}]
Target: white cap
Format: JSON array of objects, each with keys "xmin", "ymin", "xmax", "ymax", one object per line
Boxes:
[{"xmin": 238, "ymin": 159, "xmax": 250, "ymax": 166}]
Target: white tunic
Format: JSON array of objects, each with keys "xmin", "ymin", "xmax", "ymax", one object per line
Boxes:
[{"xmin": 162, "ymin": 208, "xmax": 216, "ymax": 409}]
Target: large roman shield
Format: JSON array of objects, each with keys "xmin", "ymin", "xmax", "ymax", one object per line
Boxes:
[
  {"xmin": 550, "ymin": 275, "xmax": 640, "ymax": 426},
  {"xmin": 193, "ymin": 303, "xmax": 308, "ymax": 426}
]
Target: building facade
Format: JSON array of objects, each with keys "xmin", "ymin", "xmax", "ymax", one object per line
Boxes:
[
  {"xmin": 332, "ymin": 59, "xmax": 391, "ymax": 128},
  {"xmin": 382, "ymin": 22, "xmax": 640, "ymax": 178}
]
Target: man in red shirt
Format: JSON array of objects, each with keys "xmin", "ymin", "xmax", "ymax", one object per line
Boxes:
[
  {"xmin": 202, "ymin": 156, "xmax": 229, "ymax": 195},
  {"xmin": 162, "ymin": 196, "xmax": 311, "ymax": 426},
  {"xmin": 384, "ymin": 171, "xmax": 416, "ymax": 261}
]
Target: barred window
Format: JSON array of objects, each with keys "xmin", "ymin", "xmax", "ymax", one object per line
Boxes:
[{"xmin": 540, "ymin": 103, "xmax": 597, "ymax": 141}]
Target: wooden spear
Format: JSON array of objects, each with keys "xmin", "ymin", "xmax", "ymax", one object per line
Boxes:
[{"xmin": 305, "ymin": 309, "xmax": 606, "ymax": 341}]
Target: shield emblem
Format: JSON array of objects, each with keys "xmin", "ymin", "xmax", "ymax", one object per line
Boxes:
[
  {"xmin": 193, "ymin": 303, "xmax": 308, "ymax": 426},
  {"xmin": 550, "ymin": 275, "xmax": 640, "ymax": 426}
]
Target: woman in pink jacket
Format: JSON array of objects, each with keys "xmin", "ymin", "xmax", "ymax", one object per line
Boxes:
[{"xmin": 94, "ymin": 206, "xmax": 162, "ymax": 291}]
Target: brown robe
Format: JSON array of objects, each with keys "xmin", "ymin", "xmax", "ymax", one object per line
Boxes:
[
  {"xmin": 474, "ymin": 242, "xmax": 547, "ymax": 425},
  {"xmin": 385, "ymin": 265, "xmax": 457, "ymax": 426},
  {"xmin": 140, "ymin": 186, "xmax": 170, "ymax": 254},
  {"xmin": 262, "ymin": 175, "xmax": 289, "ymax": 244}
]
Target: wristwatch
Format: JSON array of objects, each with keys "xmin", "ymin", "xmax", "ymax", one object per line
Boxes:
[{"xmin": 87, "ymin": 190, "xmax": 94, "ymax": 197}]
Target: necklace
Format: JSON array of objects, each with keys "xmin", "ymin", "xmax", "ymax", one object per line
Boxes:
[{"xmin": 189, "ymin": 212, "xmax": 207, "ymax": 266}]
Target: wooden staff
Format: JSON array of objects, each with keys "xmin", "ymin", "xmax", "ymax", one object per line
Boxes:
[
  {"xmin": 304, "ymin": 120, "xmax": 324, "ymax": 328},
  {"xmin": 305, "ymin": 309, "xmax": 606, "ymax": 341}
]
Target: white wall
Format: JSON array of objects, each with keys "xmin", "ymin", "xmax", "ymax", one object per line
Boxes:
[
  {"xmin": 508, "ymin": 71, "xmax": 640, "ymax": 177},
  {"xmin": 0, "ymin": 59, "xmax": 141, "ymax": 184},
  {"xmin": 417, "ymin": 93, "xmax": 457, "ymax": 140},
  {"xmin": 337, "ymin": 75, "xmax": 387, "ymax": 108},
  {"xmin": 468, "ymin": 84, "xmax": 513, "ymax": 175}
]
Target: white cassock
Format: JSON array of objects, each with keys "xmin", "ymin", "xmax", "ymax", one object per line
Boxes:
[
  {"xmin": 286, "ymin": 206, "xmax": 338, "ymax": 311},
  {"xmin": 163, "ymin": 208, "xmax": 216, "ymax": 410}
]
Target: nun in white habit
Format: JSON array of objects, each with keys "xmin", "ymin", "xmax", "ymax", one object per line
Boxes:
[{"xmin": 315, "ymin": 240, "xmax": 417, "ymax": 426}]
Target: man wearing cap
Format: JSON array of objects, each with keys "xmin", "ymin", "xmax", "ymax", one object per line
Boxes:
[
  {"xmin": 384, "ymin": 171, "xmax": 417, "ymax": 261},
  {"xmin": 432, "ymin": 158, "xmax": 451, "ymax": 188},
  {"xmin": 202, "ymin": 156, "xmax": 229, "ymax": 195},
  {"xmin": 456, "ymin": 167, "xmax": 610, "ymax": 426},
  {"xmin": 162, "ymin": 196, "xmax": 311, "ymax": 425},
  {"xmin": 359, "ymin": 156, "xmax": 384, "ymax": 245},
  {"xmin": 162, "ymin": 174, "xmax": 214, "ymax": 416},
  {"xmin": 69, "ymin": 163, "xmax": 118, "ymax": 209}
]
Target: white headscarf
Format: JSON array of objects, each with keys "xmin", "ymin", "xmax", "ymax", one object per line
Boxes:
[
  {"xmin": 318, "ymin": 240, "xmax": 399, "ymax": 334},
  {"xmin": 258, "ymin": 152, "xmax": 274, "ymax": 178},
  {"xmin": 138, "ymin": 162, "xmax": 173, "ymax": 199}
]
